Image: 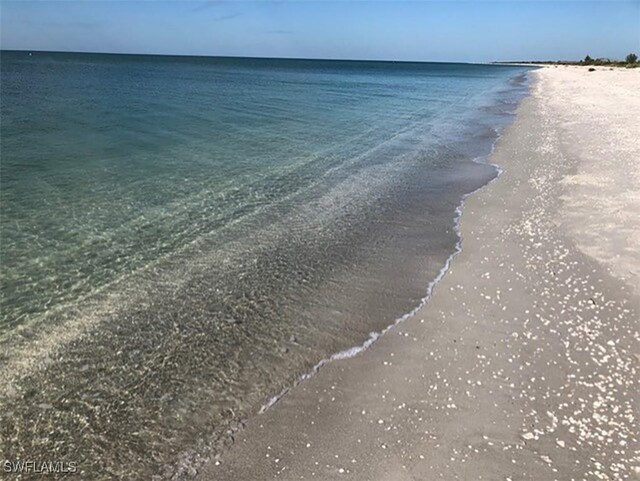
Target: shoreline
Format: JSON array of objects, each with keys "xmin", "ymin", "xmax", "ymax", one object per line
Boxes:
[
  {"xmin": 258, "ymin": 120, "xmax": 512, "ymax": 417},
  {"xmin": 194, "ymin": 77, "xmax": 528, "ymax": 472},
  {"xmin": 186, "ymin": 71, "xmax": 524, "ymax": 480},
  {"xmin": 168, "ymin": 89, "xmax": 521, "ymax": 478},
  {"xmin": 252, "ymin": 68, "xmax": 532, "ymax": 421},
  {"xmin": 197, "ymin": 66, "xmax": 639, "ymax": 480}
]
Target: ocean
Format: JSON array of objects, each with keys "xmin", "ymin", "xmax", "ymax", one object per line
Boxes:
[{"xmin": 0, "ymin": 51, "xmax": 530, "ymax": 479}]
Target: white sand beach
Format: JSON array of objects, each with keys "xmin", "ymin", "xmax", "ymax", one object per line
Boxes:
[{"xmin": 197, "ymin": 66, "xmax": 640, "ymax": 480}]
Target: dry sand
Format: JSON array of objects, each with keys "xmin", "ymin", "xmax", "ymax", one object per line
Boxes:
[{"xmin": 197, "ymin": 66, "xmax": 640, "ymax": 481}]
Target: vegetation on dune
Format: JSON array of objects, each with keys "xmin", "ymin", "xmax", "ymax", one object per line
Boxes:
[
  {"xmin": 580, "ymin": 53, "xmax": 638, "ymax": 67},
  {"xmin": 581, "ymin": 53, "xmax": 638, "ymax": 67},
  {"xmin": 497, "ymin": 53, "xmax": 638, "ymax": 68}
]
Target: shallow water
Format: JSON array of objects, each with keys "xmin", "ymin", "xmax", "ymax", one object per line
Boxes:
[{"xmin": 0, "ymin": 52, "xmax": 530, "ymax": 479}]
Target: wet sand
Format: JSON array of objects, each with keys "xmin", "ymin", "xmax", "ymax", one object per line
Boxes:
[{"xmin": 197, "ymin": 66, "xmax": 640, "ymax": 481}]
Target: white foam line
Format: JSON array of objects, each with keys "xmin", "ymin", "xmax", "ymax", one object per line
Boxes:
[
  {"xmin": 259, "ymin": 146, "xmax": 506, "ymax": 415},
  {"xmin": 259, "ymin": 184, "xmax": 476, "ymax": 413},
  {"xmin": 258, "ymin": 71, "xmax": 532, "ymax": 416}
]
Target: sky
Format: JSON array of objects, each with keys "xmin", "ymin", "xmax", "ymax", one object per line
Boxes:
[{"xmin": 1, "ymin": 1, "xmax": 639, "ymax": 62}]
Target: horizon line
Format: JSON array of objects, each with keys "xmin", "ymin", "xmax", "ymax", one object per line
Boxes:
[{"xmin": 1, "ymin": 48, "xmax": 544, "ymax": 66}]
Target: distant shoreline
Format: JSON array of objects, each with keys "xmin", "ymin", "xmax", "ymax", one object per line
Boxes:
[{"xmin": 494, "ymin": 60, "xmax": 638, "ymax": 68}]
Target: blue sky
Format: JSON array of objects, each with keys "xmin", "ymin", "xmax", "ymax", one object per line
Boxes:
[{"xmin": 1, "ymin": 1, "xmax": 638, "ymax": 62}]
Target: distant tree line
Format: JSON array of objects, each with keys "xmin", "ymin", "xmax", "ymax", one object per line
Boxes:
[
  {"xmin": 497, "ymin": 53, "xmax": 638, "ymax": 68},
  {"xmin": 581, "ymin": 53, "xmax": 638, "ymax": 67}
]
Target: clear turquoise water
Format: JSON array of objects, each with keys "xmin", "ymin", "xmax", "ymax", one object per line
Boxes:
[{"xmin": 0, "ymin": 51, "xmax": 530, "ymax": 479}]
